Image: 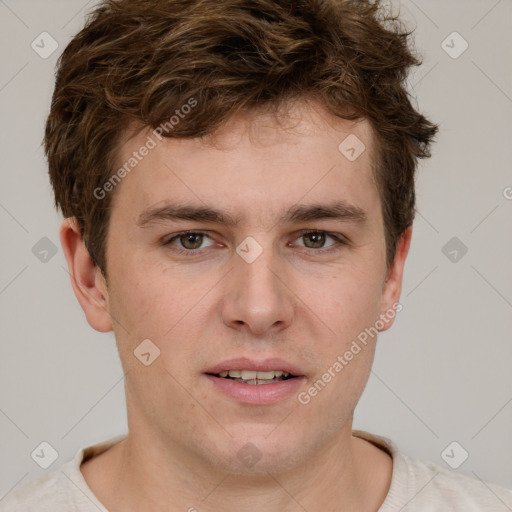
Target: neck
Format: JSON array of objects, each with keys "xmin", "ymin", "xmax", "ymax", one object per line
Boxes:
[{"xmin": 81, "ymin": 421, "xmax": 392, "ymax": 512}]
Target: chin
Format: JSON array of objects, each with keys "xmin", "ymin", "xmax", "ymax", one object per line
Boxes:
[{"xmin": 202, "ymin": 428, "xmax": 310, "ymax": 476}]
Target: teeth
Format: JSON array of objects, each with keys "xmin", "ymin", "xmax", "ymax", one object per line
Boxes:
[
  {"xmin": 217, "ymin": 370, "xmax": 292, "ymax": 380},
  {"xmin": 240, "ymin": 370, "xmax": 257, "ymax": 380},
  {"xmin": 237, "ymin": 379, "xmax": 276, "ymax": 385}
]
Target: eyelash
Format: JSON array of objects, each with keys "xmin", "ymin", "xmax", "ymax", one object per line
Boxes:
[{"xmin": 161, "ymin": 229, "xmax": 347, "ymax": 257}]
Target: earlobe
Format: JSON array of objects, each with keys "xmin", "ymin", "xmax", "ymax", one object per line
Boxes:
[
  {"xmin": 60, "ymin": 218, "xmax": 113, "ymax": 333},
  {"xmin": 378, "ymin": 225, "xmax": 412, "ymax": 332}
]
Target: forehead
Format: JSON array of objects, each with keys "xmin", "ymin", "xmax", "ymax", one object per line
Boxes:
[{"xmin": 110, "ymin": 99, "xmax": 380, "ymax": 228}]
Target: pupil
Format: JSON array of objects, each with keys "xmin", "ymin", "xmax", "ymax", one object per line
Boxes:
[
  {"xmin": 181, "ymin": 233, "xmax": 202, "ymax": 249},
  {"xmin": 305, "ymin": 232, "xmax": 325, "ymax": 248}
]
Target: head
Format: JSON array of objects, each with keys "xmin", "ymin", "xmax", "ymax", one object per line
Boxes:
[{"xmin": 49, "ymin": 0, "xmax": 437, "ymax": 475}]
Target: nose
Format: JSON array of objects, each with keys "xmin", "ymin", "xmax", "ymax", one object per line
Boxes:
[{"xmin": 221, "ymin": 238, "xmax": 295, "ymax": 337}]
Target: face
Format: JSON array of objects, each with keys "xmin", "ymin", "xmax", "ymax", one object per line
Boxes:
[{"xmin": 74, "ymin": 99, "xmax": 408, "ymax": 476}]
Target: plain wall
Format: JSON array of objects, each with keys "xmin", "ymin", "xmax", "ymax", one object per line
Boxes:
[{"xmin": 1, "ymin": 0, "xmax": 511, "ymax": 498}]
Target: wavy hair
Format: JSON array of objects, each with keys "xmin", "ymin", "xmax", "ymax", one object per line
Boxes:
[{"xmin": 45, "ymin": 0, "xmax": 438, "ymax": 273}]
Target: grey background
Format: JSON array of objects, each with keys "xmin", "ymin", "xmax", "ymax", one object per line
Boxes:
[{"xmin": 1, "ymin": 0, "xmax": 511, "ymax": 500}]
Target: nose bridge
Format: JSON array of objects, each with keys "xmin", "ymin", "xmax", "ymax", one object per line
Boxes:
[{"xmin": 222, "ymin": 234, "xmax": 294, "ymax": 334}]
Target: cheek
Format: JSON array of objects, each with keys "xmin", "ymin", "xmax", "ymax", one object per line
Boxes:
[
  {"xmin": 292, "ymin": 266, "xmax": 382, "ymax": 406},
  {"xmin": 298, "ymin": 265, "xmax": 383, "ymax": 348},
  {"xmin": 109, "ymin": 265, "xmax": 204, "ymax": 420},
  {"xmin": 107, "ymin": 258, "xmax": 218, "ymax": 377},
  {"xmin": 297, "ymin": 275, "xmax": 380, "ymax": 421},
  {"xmin": 109, "ymin": 273, "xmax": 166, "ymax": 339},
  {"xmin": 108, "ymin": 253, "xmax": 195, "ymax": 335}
]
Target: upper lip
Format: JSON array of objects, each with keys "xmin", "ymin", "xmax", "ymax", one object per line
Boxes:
[{"xmin": 204, "ymin": 357, "xmax": 305, "ymax": 377}]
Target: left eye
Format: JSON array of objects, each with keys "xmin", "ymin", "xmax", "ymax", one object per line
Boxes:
[{"xmin": 293, "ymin": 231, "xmax": 340, "ymax": 250}]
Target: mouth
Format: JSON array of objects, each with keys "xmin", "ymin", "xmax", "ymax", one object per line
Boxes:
[
  {"xmin": 203, "ymin": 357, "xmax": 305, "ymax": 405},
  {"xmin": 206, "ymin": 369, "xmax": 297, "ymax": 385}
]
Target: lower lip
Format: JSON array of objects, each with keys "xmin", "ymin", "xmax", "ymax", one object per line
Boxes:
[{"xmin": 204, "ymin": 374, "xmax": 306, "ymax": 405}]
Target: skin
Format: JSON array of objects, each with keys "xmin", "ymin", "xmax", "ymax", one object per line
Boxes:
[{"xmin": 61, "ymin": 98, "xmax": 411, "ymax": 512}]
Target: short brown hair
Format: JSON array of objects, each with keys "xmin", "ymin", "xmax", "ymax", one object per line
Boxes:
[{"xmin": 45, "ymin": 0, "xmax": 438, "ymax": 274}]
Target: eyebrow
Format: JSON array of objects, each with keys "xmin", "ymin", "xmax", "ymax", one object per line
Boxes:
[{"xmin": 137, "ymin": 200, "xmax": 367, "ymax": 228}]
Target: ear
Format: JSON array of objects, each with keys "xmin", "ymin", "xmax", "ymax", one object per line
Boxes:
[
  {"xmin": 378, "ymin": 225, "xmax": 412, "ymax": 332},
  {"xmin": 60, "ymin": 218, "xmax": 113, "ymax": 332}
]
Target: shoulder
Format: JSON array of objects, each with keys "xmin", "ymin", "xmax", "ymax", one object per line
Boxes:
[
  {"xmin": 352, "ymin": 430, "xmax": 512, "ymax": 512},
  {"xmin": 0, "ymin": 464, "xmax": 75, "ymax": 511},
  {"xmin": 0, "ymin": 436, "xmax": 124, "ymax": 512},
  {"xmin": 400, "ymin": 452, "xmax": 512, "ymax": 511}
]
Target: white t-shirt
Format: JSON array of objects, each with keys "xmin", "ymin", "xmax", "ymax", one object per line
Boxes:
[{"xmin": 1, "ymin": 430, "xmax": 511, "ymax": 511}]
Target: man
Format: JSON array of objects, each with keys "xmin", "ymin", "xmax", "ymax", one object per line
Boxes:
[{"xmin": 2, "ymin": 0, "xmax": 511, "ymax": 510}]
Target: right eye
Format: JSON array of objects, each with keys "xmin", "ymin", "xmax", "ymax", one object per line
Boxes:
[{"xmin": 162, "ymin": 231, "xmax": 216, "ymax": 254}]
